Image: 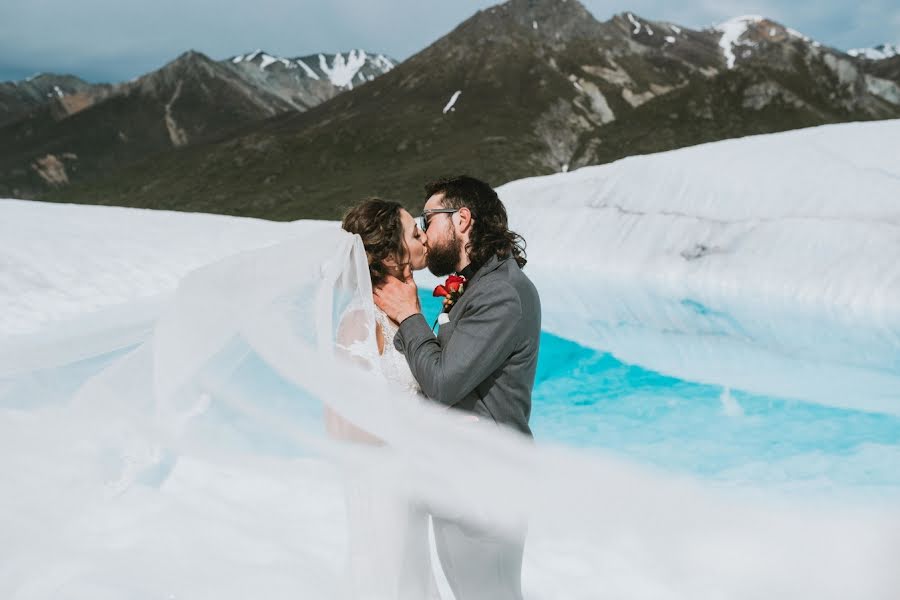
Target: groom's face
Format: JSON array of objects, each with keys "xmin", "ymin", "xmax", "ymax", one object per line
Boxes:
[{"xmin": 423, "ymin": 193, "xmax": 462, "ymax": 277}]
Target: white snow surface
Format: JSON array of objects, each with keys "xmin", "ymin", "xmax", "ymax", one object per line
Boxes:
[
  {"xmin": 502, "ymin": 119, "xmax": 900, "ymax": 315},
  {"xmin": 0, "ymin": 203, "xmax": 330, "ymax": 337},
  {"xmin": 715, "ymin": 15, "xmax": 764, "ymax": 69}
]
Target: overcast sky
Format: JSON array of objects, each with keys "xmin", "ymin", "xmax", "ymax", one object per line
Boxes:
[{"xmin": 1, "ymin": 0, "xmax": 898, "ymax": 83}]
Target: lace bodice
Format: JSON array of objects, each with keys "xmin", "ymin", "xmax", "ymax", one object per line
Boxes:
[{"xmin": 374, "ymin": 307, "xmax": 424, "ymax": 397}]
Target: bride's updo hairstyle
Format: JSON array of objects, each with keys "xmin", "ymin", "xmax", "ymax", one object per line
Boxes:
[{"xmin": 342, "ymin": 198, "xmax": 408, "ymax": 287}]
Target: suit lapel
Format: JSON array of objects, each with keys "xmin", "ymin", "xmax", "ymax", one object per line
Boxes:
[{"xmin": 437, "ymin": 255, "xmax": 506, "ymax": 342}]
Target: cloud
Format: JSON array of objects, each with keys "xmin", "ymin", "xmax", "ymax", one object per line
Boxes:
[{"xmin": 0, "ymin": 0, "xmax": 897, "ymax": 83}]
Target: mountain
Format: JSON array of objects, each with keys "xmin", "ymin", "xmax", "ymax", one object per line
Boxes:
[
  {"xmin": 0, "ymin": 49, "xmax": 395, "ymax": 198},
  {"xmin": 0, "ymin": 73, "xmax": 115, "ymax": 127},
  {"xmin": 9, "ymin": 0, "xmax": 900, "ymax": 219},
  {"xmin": 848, "ymin": 43, "xmax": 900, "ymax": 61},
  {"xmin": 850, "ymin": 44, "xmax": 900, "ymax": 83},
  {"xmin": 228, "ymin": 49, "xmax": 395, "ymax": 109}
]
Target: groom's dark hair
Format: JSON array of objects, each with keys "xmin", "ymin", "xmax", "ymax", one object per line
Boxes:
[{"xmin": 425, "ymin": 175, "xmax": 527, "ymax": 268}]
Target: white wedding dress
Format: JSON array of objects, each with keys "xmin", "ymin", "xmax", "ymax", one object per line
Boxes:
[{"xmin": 341, "ymin": 307, "xmax": 443, "ymax": 600}]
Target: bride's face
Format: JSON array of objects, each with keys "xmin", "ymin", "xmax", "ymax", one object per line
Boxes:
[{"xmin": 397, "ymin": 208, "xmax": 428, "ymax": 272}]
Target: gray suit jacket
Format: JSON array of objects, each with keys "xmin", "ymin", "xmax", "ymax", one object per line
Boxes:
[{"xmin": 394, "ymin": 255, "xmax": 541, "ymax": 437}]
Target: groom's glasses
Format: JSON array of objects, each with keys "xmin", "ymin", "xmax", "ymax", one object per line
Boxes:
[{"xmin": 416, "ymin": 209, "xmax": 459, "ymax": 232}]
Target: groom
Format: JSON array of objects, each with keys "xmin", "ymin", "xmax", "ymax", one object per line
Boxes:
[{"xmin": 374, "ymin": 175, "xmax": 541, "ymax": 600}]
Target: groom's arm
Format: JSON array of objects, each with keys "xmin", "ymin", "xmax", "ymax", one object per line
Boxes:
[{"xmin": 394, "ymin": 280, "xmax": 522, "ymax": 407}]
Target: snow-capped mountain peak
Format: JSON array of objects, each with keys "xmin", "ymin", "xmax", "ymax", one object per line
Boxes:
[
  {"xmin": 231, "ymin": 49, "xmax": 294, "ymax": 70},
  {"xmin": 713, "ymin": 16, "xmax": 823, "ymax": 69},
  {"xmin": 848, "ymin": 44, "xmax": 900, "ymax": 60},
  {"xmin": 227, "ymin": 48, "xmax": 395, "ymax": 89}
]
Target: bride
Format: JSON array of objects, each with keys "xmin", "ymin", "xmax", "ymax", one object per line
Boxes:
[{"xmin": 326, "ymin": 198, "xmax": 442, "ymax": 599}]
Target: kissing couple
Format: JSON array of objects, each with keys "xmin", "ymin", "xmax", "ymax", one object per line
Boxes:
[{"xmin": 327, "ymin": 175, "xmax": 542, "ymax": 600}]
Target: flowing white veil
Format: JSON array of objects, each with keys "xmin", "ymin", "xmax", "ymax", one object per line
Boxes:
[{"xmin": 2, "ymin": 228, "xmax": 899, "ymax": 599}]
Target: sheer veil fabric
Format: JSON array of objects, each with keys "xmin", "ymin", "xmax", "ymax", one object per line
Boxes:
[{"xmin": 1, "ymin": 229, "xmax": 898, "ymax": 599}]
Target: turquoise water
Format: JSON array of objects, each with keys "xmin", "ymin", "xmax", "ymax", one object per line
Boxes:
[
  {"xmin": 532, "ymin": 333, "xmax": 900, "ymax": 488},
  {"xmin": 420, "ymin": 291, "xmax": 900, "ymax": 491}
]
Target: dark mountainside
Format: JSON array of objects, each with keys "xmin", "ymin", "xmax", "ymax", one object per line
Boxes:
[{"xmin": 0, "ymin": 50, "xmax": 395, "ymax": 196}]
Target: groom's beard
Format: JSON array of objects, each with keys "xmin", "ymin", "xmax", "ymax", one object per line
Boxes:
[{"xmin": 426, "ymin": 230, "xmax": 462, "ymax": 277}]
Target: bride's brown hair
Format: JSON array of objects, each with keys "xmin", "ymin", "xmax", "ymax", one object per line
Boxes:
[{"xmin": 342, "ymin": 198, "xmax": 409, "ymax": 287}]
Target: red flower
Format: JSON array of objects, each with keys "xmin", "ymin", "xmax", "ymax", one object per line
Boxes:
[
  {"xmin": 434, "ymin": 275, "xmax": 466, "ymax": 297},
  {"xmin": 432, "ymin": 274, "xmax": 467, "ymax": 315},
  {"xmin": 446, "ymin": 275, "xmax": 465, "ymax": 293}
]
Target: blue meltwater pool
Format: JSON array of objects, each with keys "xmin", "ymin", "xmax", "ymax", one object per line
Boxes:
[{"xmin": 421, "ymin": 290, "xmax": 900, "ymax": 494}]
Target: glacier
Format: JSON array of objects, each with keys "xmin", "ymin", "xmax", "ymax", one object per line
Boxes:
[
  {"xmin": 501, "ymin": 119, "xmax": 900, "ymax": 416},
  {"xmin": 1, "ymin": 120, "xmax": 900, "ymax": 598}
]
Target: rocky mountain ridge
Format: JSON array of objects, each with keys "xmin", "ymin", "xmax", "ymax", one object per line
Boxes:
[
  {"xmin": 3, "ymin": 0, "xmax": 898, "ymax": 218},
  {"xmin": 0, "ymin": 49, "xmax": 395, "ymax": 194}
]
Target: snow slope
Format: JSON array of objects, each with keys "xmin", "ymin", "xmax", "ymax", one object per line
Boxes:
[
  {"xmin": 502, "ymin": 119, "xmax": 900, "ymax": 319},
  {"xmin": 0, "ymin": 202, "xmax": 330, "ymax": 337}
]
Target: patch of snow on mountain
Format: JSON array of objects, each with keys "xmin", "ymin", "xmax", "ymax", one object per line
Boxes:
[
  {"xmin": 665, "ymin": 36, "xmax": 676, "ymax": 44},
  {"xmin": 373, "ymin": 54, "xmax": 395, "ymax": 73},
  {"xmin": 296, "ymin": 59, "xmax": 320, "ymax": 80},
  {"xmin": 442, "ymin": 90, "xmax": 462, "ymax": 114},
  {"xmin": 258, "ymin": 53, "xmax": 291, "ymax": 70},
  {"xmin": 715, "ymin": 15, "xmax": 764, "ymax": 69},
  {"xmin": 849, "ymin": 44, "xmax": 900, "ymax": 60},
  {"xmin": 626, "ymin": 13, "xmax": 642, "ymax": 35},
  {"xmin": 319, "ymin": 50, "xmax": 368, "ymax": 88},
  {"xmin": 786, "ymin": 27, "xmax": 813, "ymax": 43}
]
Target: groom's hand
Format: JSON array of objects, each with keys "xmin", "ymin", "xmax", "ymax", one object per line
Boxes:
[{"xmin": 374, "ymin": 266, "xmax": 420, "ymax": 324}]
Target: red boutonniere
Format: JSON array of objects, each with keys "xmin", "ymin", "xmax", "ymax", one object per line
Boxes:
[
  {"xmin": 432, "ymin": 274, "xmax": 466, "ymax": 328},
  {"xmin": 433, "ymin": 274, "xmax": 466, "ymax": 311}
]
